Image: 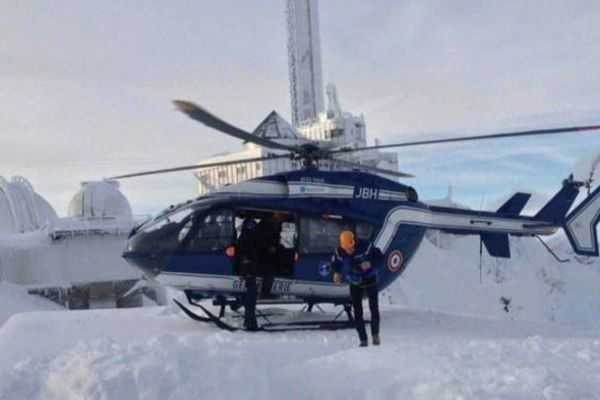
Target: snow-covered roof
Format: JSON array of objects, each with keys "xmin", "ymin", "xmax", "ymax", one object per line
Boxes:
[
  {"xmin": 68, "ymin": 181, "xmax": 133, "ymax": 224},
  {"xmin": 0, "ymin": 176, "xmax": 58, "ymax": 234}
]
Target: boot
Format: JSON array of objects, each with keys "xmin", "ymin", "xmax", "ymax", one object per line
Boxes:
[
  {"xmin": 372, "ymin": 334, "xmax": 380, "ymax": 345},
  {"xmin": 244, "ymin": 320, "xmax": 259, "ymax": 331},
  {"xmin": 372, "ymin": 334, "xmax": 380, "ymax": 346},
  {"xmin": 244, "ymin": 315, "xmax": 258, "ymax": 331},
  {"xmin": 359, "ymin": 340, "xmax": 368, "ymax": 347}
]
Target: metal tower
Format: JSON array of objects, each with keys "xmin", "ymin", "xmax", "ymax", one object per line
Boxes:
[{"xmin": 286, "ymin": 0, "xmax": 325, "ymax": 125}]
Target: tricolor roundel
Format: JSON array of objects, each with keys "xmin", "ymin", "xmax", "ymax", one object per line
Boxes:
[{"xmin": 387, "ymin": 250, "xmax": 404, "ymax": 273}]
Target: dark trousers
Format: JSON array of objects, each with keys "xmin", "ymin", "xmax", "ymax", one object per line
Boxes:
[
  {"xmin": 259, "ymin": 260, "xmax": 276, "ymax": 297},
  {"xmin": 350, "ymin": 283, "xmax": 380, "ymax": 342},
  {"xmin": 243, "ymin": 276, "xmax": 258, "ymax": 329}
]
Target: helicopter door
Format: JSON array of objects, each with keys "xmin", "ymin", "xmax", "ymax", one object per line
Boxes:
[{"xmin": 233, "ymin": 211, "xmax": 297, "ymax": 278}]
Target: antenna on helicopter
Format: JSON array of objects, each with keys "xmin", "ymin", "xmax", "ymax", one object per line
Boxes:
[{"xmin": 584, "ymin": 154, "xmax": 600, "ymax": 195}]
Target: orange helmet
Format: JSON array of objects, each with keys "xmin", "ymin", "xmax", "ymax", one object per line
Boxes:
[{"xmin": 339, "ymin": 230, "xmax": 356, "ymax": 252}]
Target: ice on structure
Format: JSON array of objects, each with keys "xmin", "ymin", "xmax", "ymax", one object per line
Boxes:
[
  {"xmin": 0, "ymin": 177, "xmax": 140, "ymax": 289},
  {"xmin": 68, "ymin": 180, "xmax": 133, "ymax": 224},
  {"xmin": 0, "ymin": 176, "xmax": 58, "ymax": 235}
]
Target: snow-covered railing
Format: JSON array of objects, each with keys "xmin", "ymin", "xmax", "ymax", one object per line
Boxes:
[{"xmin": 51, "ymin": 217, "xmax": 136, "ymax": 239}]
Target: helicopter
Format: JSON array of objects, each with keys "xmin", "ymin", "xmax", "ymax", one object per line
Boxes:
[{"xmin": 111, "ymin": 101, "xmax": 600, "ymax": 331}]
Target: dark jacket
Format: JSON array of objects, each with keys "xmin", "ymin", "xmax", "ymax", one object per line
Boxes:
[
  {"xmin": 236, "ymin": 219, "xmax": 259, "ymax": 277},
  {"xmin": 254, "ymin": 218, "xmax": 282, "ymax": 268},
  {"xmin": 331, "ymin": 239, "xmax": 383, "ymax": 287}
]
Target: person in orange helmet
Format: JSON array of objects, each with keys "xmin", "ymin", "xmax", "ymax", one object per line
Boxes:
[{"xmin": 332, "ymin": 230, "xmax": 383, "ymax": 347}]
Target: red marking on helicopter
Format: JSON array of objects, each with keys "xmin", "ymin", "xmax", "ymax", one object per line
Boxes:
[
  {"xmin": 322, "ymin": 214, "xmax": 342, "ymax": 221},
  {"xmin": 388, "ymin": 250, "xmax": 404, "ymax": 273}
]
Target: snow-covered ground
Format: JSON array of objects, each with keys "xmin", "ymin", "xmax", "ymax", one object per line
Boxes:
[
  {"xmin": 0, "ymin": 302, "xmax": 598, "ymax": 399},
  {"xmin": 0, "ymin": 233, "xmax": 598, "ymax": 399},
  {"xmin": 0, "ymin": 282, "xmax": 62, "ymax": 326},
  {"xmin": 386, "ymin": 234, "xmax": 600, "ymax": 330}
]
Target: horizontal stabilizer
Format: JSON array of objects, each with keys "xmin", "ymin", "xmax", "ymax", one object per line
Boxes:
[
  {"xmin": 564, "ymin": 185, "xmax": 600, "ymax": 256},
  {"xmin": 497, "ymin": 193, "xmax": 531, "ymax": 216},
  {"xmin": 481, "ymin": 233, "xmax": 511, "ymax": 258}
]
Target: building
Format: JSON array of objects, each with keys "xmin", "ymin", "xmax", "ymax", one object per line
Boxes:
[
  {"xmin": 286, "ymin": 0, "xmax": 324, "ymax": 125},
  {"xmin": 195, "ymin": 0, "xmax": 398, "ymax": 196},
  {"xmin": 0, "ymin": 177, "xmax": 156, "ymax": 309}
]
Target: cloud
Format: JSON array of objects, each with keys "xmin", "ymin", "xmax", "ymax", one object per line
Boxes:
[{"xmin": 1, "ymin": 0, "xmax": 600, "ymax": 214}]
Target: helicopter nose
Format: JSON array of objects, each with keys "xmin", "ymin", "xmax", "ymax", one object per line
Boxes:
[
  {"xmin": 123, "ymin": 250, "xmax": 167, "ymax": 278},
  {"xmin": 123, "ymin": 232, "xmax": 170, "ymax": 278}
]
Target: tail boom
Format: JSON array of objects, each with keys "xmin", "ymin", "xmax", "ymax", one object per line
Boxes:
[{"xmin": 374, "ymin": 177, "xmax": 599, "ymax": 259}]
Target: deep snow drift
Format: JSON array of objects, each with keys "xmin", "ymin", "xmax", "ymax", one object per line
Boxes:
[
  {"xmin": 384, "ymin": 234, "xmax": 600, "ymax": 330},
  {"xmin": 0, "ymin": 282, "xmax": 62, "ymax": 326}
]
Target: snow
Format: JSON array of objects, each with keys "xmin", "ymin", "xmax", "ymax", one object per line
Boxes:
[
  {"xmin": 0, "ymin": 231, "xmax": 140, "ymax": 287},
  {"xmin": 0, "ymin": 282, "xmax": 61, "ymax": 326},
  {"xmin": 0, "ymin": 303, "xmax": 598, "ymax": 400},
  {"xmin": 385, "ymin": 235, "xmax": 600, "ymax": 330},
  {"xmin": 0, "ymin": 233, "xmax": 598, "ymax": 399},
  {"xmin": 68, "ymin": 180, "xmax": 133, "ymax": 224},
  {"xmin": 0, "ymin": 176, "xmax": 58, "ymax": 234}
]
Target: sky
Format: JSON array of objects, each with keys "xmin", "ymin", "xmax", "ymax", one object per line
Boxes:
[{"xmin": 1, "ymin": 0, "xmax": 600, "ymax": 216}]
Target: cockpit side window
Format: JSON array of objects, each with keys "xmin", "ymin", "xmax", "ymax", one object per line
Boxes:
[
  {"xmin": 356, "ymin": 221, "xmax": 374, "ymax": 242},
  {"xmin": 298, "ymin": 215, "xmax": 374, "ymax": 254},
  {"xmin": 130, "ymin": 207, "xmax": 196, "ymax": 255},
  {"xmin": 182, "ymin": 208, "xmax": 234, "ymax": 253}
]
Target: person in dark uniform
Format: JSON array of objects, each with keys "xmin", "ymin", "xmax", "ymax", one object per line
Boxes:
[
  {"xmin": 236, "ymin": 217, "xmax": 260, "ymax": 330},
  {"xmin": 332, "ymin": 230, "xmax": 383, "ymax": 347},
  {"xmin": 254, "ymin": 213, "xmax": 284, "ymax": 298}
]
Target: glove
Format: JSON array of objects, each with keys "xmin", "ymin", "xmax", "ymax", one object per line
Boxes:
[{"xmin": 333, "ymin": 272, "xmax": 343, "ymax": 284}]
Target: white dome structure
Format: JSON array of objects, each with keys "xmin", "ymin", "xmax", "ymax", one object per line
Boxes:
[
  {"xmin": 0, "ymin": 176, "xmax": 58, "ymax": 234},
  {"xmin": 68, "ymin": 180, "xmax": 133, "ymax": 223}
]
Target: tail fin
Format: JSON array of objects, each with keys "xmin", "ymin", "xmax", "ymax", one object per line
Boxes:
[
  {"xmin": 534, "ymin": 177, "xmax": 580, "ymax": 225},
  {"xmin": 497, "ymin": 193, "xmax": 531, "ymax": 216},
  {"xmin": 564, "ymin": 185, "xmax": 600, "ymax": 256}
]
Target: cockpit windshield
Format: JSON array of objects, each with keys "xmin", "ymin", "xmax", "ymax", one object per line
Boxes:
[{"xmin": 142, "ymin": 207, "xmax": 196, "ymax": 234}]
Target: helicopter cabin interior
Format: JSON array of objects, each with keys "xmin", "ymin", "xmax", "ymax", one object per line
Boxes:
[{"xmin": 173, "ymin": 206, "xmax": 374, "ymax": 279}]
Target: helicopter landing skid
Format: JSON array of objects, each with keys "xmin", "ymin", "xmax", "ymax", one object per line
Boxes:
[{"xmin": 173, "ymin": 297, "xmax": 361, "ymax": 332}]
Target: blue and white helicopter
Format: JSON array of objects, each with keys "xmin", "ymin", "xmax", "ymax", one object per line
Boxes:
[{"xmin": 112, "ymin": 101, "xmax": 600, "ymax": 331}]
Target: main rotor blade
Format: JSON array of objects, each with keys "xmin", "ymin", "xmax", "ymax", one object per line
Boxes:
[
  {"xmin": 107, "ymin": 155, "xmax": 290, "ymax": 180},
  {"xmin": 330, "ymin": 124, "xmax": 600, "ymax": 154},
  {"xmin": 173, "ymin": 100, "xmax": 299, "ymax": 152},
  {"xmin": 331, "ymin": 158, "xmax": 414, "ymax": 178}
]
